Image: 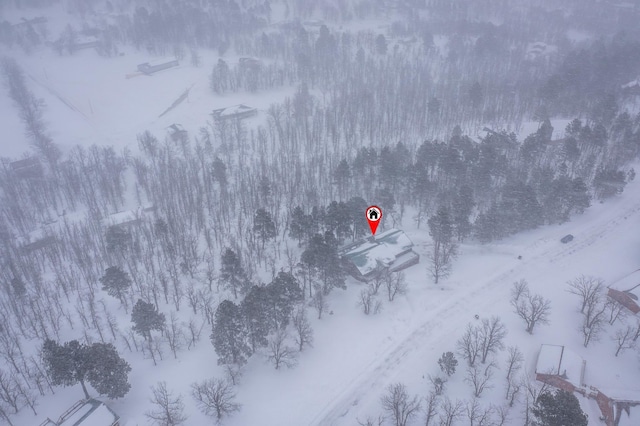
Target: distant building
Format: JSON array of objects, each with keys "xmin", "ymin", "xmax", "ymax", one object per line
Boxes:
[
  {"xmin": 39, "ymin": 398, "xmax": 120, "ymax": 426},
  {"xmin": 239, "ymin": 57, "xmax": 262, "ymax": 70},
  {"xmin": 72, "ymin": 36, "xmax": 100, "ymax": 51},
  {"xmin": 21, "ymin": 235, "xmax": 57, "ymax": 255},
  {"xmin": 137, "ymin": 59, "xmax": 179, "ymax": 75},
  {"xmin": 10, "ymin": 157, "xmax": 43, "ymax": 179},
  {"xmin": 166, "ymin": 124, "xmax": 187, "ymax": 142},
  {"xmin": 607, "ymin": 270, "xmax": 640, "ymax": 315},
  {"xmin": 103, "ymin": 209, "xmax": 144, "ymax": 229},
  {"xmin": 212, "ymin": 104, "xmax": 258, "ymax": 121},
  {"xmin": 339, "ymin": 228, "xmax": 420, "ymax": 282}
]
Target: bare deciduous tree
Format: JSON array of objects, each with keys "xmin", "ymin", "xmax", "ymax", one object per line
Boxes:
[
  {"xmin": 164, "ymin": 311, "xmax": 185, "ymax": 359},
  {"xmin": 386, "ymin": 271, "xmax": 407, "ymax": 302},
  {"xmin": 605, "ymin": 297, "xmax": 626, "ymax": 325},
  {"xmin": 267, "ymin": 329, "xmax": 296, "ymax": 369},
  {"xmin": 146, "ymin": 381, "xmax": 188, "ymax": 426},
  {"xmin": 292, "ymin": 306, "xmax": 313, "ymax": 351},
  {"xmin": 380, "ymin": 383, "xmax": 421, "ymax": 426},
  {"xmin": 438, "ymin": 397, "xmax": 463, "ymax": 426},
  {"xmin": 191, "ymin": 378, "xmax": 241, "ymax": 422},
  {"xmin": 311, "ymin": 288, "xmax": 328, "ymax": 319},
  {"xmin": 465, "ymin": 398, "xmax": 494, "ymax": 426},
  {"xmin": 423, "ymin": 391, "xmax": 439, "ymax": 426},
  {"xmin": 614, "ymin": 325, "xmax": 635, "ymax": 356},
  {"xmin": 224, "ymin": 364, "xmax": 243, "ymax": 386},
  {"xmin": 427, "ymin": 242, "xmax": 458, "ymax": 285},
  {"xmin": 510, "ymin": 281, "xmax": 551, "ymax": 334},
  {"xmin": 479, "ymin": 316, "xmax": 507, "ymax": 364},
  {"xmin": 428, "ymin": 375, "xmax": 447, "ymax": 396},
  {"xmin": 357, "ymin": 415, "xmax": 384, "ymax": 426},
  {"xmin": 457, "ymin": 323, "xmax": 481, "ymax": 366},
  {"xmin": 566, "ymin": 275, "xmax": 604, "ymax": 314},
  {"xmin": 465, "ymin": 362, "xmax": 495, "ymax": 398},
  {"xmin": 493, "ymin": 404, "xmax": 510, "ymax": 426},
  {"xmin": 505, "ymin": 346, "xmax": 523, "ymax": 400},
  {"xmin": 360, "ymin": 288, "xmax": 375, "ymax": 315},
  {"xmin": 580, "ymin": 295, "xmax": 607, "ymax": 347}
]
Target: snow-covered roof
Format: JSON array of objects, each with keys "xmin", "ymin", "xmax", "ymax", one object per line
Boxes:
[
  {"xmin": 536, "ymin": 344, "xmax": 584, "ymax": 387},
  {"xmin": 610, "ymin": 269, "xmax": 640, "ymax": 301},
  {"xmin": 103, "ymin": 208, "xmax": 143, "ymax": 227},
  {"xmin": 213, "ymin": 104, "xmax": 257, "ymax": 117},
  {"xmin": 57, "ymin": 399, "xmax": 118, "ymax": 426},
  {"xmin": 342, "ymin": 229, "xmax": 417, "ymax": 277}
]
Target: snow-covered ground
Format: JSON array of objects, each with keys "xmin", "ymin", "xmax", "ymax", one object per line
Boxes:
[
  {"xmin": 1, "ymin": 46, "xmax": 295, "ymax": 160},
  {"xmin": 3, "ymin": 7, "xmax": 640, "ymax": 426}
]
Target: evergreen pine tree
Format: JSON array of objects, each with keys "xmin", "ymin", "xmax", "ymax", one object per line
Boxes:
[
  {"xmin": 131, "ymin": 299, "xmax": 166, "ymax": 342},
  {"xmin": 531, "ymin": 389, "xmax": 587, "ymax": 426},
  {"xmin": 253, "ymin": 208, "xmax": 276, "ymax": 248},
  {"xmin": 241, "ymin": 285, "xmax": 271, "ymax": 353},
  {"xmin": 86, "ymin": 343, "xmax": 131, "ymax": 399},
  {"xmin": 438, "ymin": 352, "xmax": 458, "ymax": 376},
  {"xmin": 212, "ymin": 156, "xmax": 227, "ymax": 186},
  {"xmin": 220, "ymin": 248, "xmax": 249, "ymax": 299},
  {"xmin": 289, "ymin": 206, "xmax": 310, "ymax": 244},
  {"xmin": 100, "ymin": 266, "xmax": 132, "ymax": 306},
  {"xmin": 347, "ymin": 197, "xmax": 369, "ymax": 240},
  {"xmin": 267, "ymin": 272, "xmax": 303, "ymax": 330},
  {"xmin": 301, "ymin": 232, "xmax": 345, "ymax": 293},
  {"xmin": 212, "ymin": 300, "xmax": 251, "ymax": 365},
  {"xmin": 105, "ymin": 225, "xmax": 131, "ymax": 254},
  {"xmin": 42, "ymin": 340, "xmax": 131, "ymax": 399}
]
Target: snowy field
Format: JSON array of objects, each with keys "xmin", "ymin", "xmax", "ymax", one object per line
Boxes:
[{"xmin": 1, "ymin": 46, "xmax": 293, "ymax": 160}]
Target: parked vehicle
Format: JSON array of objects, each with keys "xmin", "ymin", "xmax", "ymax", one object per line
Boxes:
[{"xmin": 561, "ymin": 234, "xmax": 574, "ymax": 243}]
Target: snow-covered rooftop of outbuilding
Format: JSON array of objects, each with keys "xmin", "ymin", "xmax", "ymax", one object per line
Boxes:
[
  {"xmin": 536, "ymin": 344, "xmax": 584, "ymax": 386},
  {"xmin": 102, "ymin": 208, "xmax": 147, "ymax": 227},
  {"xmin": 214, "ymin": 104, "xmax": 256, "ymax": 116},
  {"xmin": 610, "ymin": 269, "xmax": 640, "ymax": 300},
  {"xmin": 58, "ymin": 400, "xmax": 117, "ymax": 426}
]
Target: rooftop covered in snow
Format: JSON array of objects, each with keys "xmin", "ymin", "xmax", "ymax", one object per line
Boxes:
[
  {"xmin": 536, "ymin": 344, "xmax": 585, "ymax": 388},
  {"xmin": 340, "ymin": 228, "xmax": 419, "ymax": 281}
]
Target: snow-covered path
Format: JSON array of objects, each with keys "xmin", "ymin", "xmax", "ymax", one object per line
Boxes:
[{"xmin": 309, "ymin": 178, "xmax": 640, "ymax": 426}]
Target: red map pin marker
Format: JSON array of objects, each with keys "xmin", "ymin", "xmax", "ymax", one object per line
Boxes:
[{"xmin": 366, "ymin": 206, "xmax": 382, "ymax": 236}]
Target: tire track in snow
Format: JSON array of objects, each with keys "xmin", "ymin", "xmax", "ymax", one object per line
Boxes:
[{"xmin": 309, "ymin": 197, "xmax": 640, "ymax": 426}]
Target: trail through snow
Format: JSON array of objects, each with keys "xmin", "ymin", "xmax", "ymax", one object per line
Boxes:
[{"xmin": 309, "ymin": 186, "xmax": 640, "ymax": 425}]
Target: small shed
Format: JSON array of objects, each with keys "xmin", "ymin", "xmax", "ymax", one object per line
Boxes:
[
  {"xmin": 39, "ymin": 398, "xmax": 119, "ymax": 426},
  {"xmin": 535, "ymin": 344, "xmax": 585, "ymax": 392},
  {"xmin": 137, "ymin": 59, "xmax": 179, "ymax": 75},
  {"xmin": 212, "ymin": 104, "xmax": 258, "ymax": 121}
]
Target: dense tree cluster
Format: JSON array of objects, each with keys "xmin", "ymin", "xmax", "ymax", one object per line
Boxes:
[
  {"xmin": 41, "ymin": 339, "xmax": 131, "ymax": 399},
  {"xmin": 211, "ymin": 272, "xmax": 303, "ymax": 366}
]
